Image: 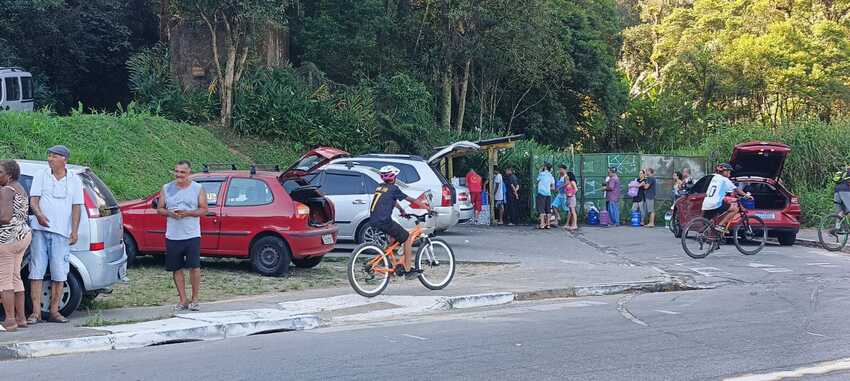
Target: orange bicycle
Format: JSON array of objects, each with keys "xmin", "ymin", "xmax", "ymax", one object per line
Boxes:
[{"xmin": 347, "ymin": 211, "xmax": 456, "ymax": 297}]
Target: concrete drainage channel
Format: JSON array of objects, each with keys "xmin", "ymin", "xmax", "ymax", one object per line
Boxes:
[{"xmin": 0, "ymin": 280, "xmax": 706, "ymax": 360}]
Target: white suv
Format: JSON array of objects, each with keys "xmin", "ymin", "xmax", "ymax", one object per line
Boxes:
[
  {"xmin": 329, "ymin": 142, "xmax": 480, "ymax": 232},
  {"xmin": 0, "ymin": 67, "xmax": 34, "ymax": 112}
]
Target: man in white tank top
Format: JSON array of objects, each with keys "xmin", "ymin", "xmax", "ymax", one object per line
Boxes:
[{"xmin": 157, "ymin": 160, "xmax": 208, "ymax": 311}]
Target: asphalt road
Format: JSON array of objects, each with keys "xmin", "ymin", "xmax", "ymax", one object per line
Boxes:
[{"xmin": 6, "ymin": 225, "xmax": 850, "ymax": 380}]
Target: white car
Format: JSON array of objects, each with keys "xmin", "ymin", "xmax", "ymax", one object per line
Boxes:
[
  {"xmin": 14, "ymin": 160, "xmax": 127, "ymax": 318},
  {"xmin": 329, "ymin": 141, "xmax": 480, "ymax": 232},
  {"xmin": 455, "ymin": 185, "xmax": 474, "ymax": 223},
  {"xmin": 308, "ymin": 164, "xmax": 435, "ymax": 244},
  {"xmin": 0, "ymin": 67, "xmax": 34, "ymax": 112}
]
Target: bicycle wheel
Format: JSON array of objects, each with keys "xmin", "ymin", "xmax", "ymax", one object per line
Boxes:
[
  {"xmin": 415, "ymin": 238, "xmax": 456, "ymax": 290},
  {"xmin": 681, "ymin": 217, "xmax": 717, "ymax": 259},
  {"xmin": 347, "ymin": 243, "xmax": 390, "ymax": 297},
  {"xmin": 733, "ymin": 215, "xmax": 766, "ymax": 255},
  {"xmin": 818, "ymin": 214, "xmax": 849, "ymax": 252}
]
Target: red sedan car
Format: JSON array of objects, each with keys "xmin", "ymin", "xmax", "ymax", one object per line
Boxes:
[
  {"xmin": 121, "ymin": 158, "xmax": 338, "ymax": 276},
  {"xmin": 671, "ymin": 141, "xmax": 801, "ymax": 246}
]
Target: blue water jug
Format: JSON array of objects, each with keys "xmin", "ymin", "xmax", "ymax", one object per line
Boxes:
[
  {"xmin": 587, "ymin": 209, "xmax": 600, "ymax": 225},
  {"xmin": 630, "ymin": 210, "xmax": 642, "ymax": 226}
]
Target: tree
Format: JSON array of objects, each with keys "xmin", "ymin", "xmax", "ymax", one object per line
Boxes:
[{"xmin": 171, "ymin": 0, "xmax": 287, "ymax": 128}]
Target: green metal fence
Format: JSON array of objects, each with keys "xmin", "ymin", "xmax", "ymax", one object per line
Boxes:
[{"xmin": 528, "ymin": 153, "xmax": 707, "ymax": 224}]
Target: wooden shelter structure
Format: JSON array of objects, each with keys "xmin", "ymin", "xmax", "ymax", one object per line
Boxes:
[{"xmin": 433, "ymin": 134, "xmax": 524, "ymax": 224}]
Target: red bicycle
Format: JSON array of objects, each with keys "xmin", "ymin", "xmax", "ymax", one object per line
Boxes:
[{"xmin": 681, "ymin": 197, "xmax": 767, "ymax": 258}]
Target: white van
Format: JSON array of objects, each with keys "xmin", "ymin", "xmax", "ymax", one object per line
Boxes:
[{"xmin": 0, "ymin": 67, "xmax": 35, "ymax": 112}]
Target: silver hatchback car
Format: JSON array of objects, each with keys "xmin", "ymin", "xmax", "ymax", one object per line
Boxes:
[{"xmin": 15, "ymin": 160, "xmax": 127, "ymax": 317}]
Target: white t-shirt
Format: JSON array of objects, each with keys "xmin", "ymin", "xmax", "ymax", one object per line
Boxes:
[
  {"xmin": 494, "ymin": 173, "xmax": 505, "ymax": 201},
  {"xmin": 29, "ymin": 168, "xmax": 84, "ymax": 238},
  {"xmin": 701, "ymin": 174, "xmax": 736, "ymax": 211}
]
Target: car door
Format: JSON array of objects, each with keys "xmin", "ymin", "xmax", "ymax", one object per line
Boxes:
[
  {"xmin": 195, "ymin": 178, "xmax": 225, "ymax": 250},
  {"xmin": 318, "ymin": 170, "xmax": 369, "ymax": 239},
  {"xmin": 218, "ymin": 177, "xmax": 276, "ymax": 256},
  {"xmin": 682, "ymin": 175, "xmax": 712, "ymax": 223},
  {"xmin": 143, "ymin": 177, "xmax": 224, "ymax": 251}
]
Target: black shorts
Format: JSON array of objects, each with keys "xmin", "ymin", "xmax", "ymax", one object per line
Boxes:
[
  {"xmin": 536, "ymin": 195, "xmax": 552, "ymax": 214},
  {"xmin": 165, "ymin": 238, "xmax": 201, "ymax": 272},
  {"xmin": 374, "ymin": 220, "xmax": 409, "ymax": 244},
  {"xmin": 702, "ymin": 202, "xmax": 731, "ymax": 220}
]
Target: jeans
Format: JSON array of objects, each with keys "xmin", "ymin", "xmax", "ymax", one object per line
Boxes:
[{"xmin": 607, "ymin": 200, "xmax": 620, "ymax": 226}]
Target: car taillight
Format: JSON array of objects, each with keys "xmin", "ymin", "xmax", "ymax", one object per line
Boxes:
[
  {"xmin": 458, "ymin": 192, "xmax": 469, "ymax": 202},
  {"xmin": 295, "ymin": 202, "xmax": 310, "ymax": 218},
  {"xmin": 441, "ymin": 185, "xmax": 453, "ymax": 207},
  {"xmin": 83, "ymin": 191, "xmax": 100, "ymax": 218},
  {"xmin": 89, "ymin": 242, "xmax": 105, "ymax": 251}
]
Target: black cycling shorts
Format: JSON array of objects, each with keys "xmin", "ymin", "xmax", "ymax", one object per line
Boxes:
[
  {"xmin": 373, "ymin": 220, "xmax": 409, "ymax": 244},
  {"xmin": 702, "ymin": 202, "xmax": 731, "ymax": 220}
]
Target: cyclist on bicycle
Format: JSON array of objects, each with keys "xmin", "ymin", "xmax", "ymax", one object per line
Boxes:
[
  {"xmin": 701, "ymin": 163, "xmax": 751, "ymax": 233},
  {"xmin": 371, "ymin": 165, "xmax": 431, "ymax": 279},
  {"xmin": 833, "ymin": 164, "xmax": 850, "ymax": 216}
]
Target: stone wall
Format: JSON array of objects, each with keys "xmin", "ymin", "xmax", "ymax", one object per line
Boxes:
[{"xmin": 168, "ymin": 21, "xmax": 290, "ymax": 90}]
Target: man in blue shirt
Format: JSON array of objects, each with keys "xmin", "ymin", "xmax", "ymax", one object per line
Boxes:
[{"xmin": 536, "ymin": 163, "xmax": 556, "ymax": 229}]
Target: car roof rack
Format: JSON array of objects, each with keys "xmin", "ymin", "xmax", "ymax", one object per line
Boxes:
[
  {"xmin": 202, "ymin": 163, "xmax": 238, "ymax": 173},
  {"xmin": 0, "ymin": 67, "xmax": 28, "ymax": 72},
  {"xmin": 357, "ymin": 154, "xmax": 426, "ymax": 161},
  {"xmin": 249, "ymin": 164, "xmax": 281, "ymax": 175}
]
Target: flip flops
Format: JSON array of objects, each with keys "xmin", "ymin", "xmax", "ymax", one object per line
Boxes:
[{"xmin": 47, "ymin": 314, "xmax": 69, "ymax": 324}]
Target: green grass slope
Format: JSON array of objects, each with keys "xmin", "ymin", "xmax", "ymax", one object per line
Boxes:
[{"xmin": 0, "ymin": 110, "xmax": 246, "ymax": 200}]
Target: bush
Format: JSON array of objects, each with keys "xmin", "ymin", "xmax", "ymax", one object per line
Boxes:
[
  {"xmin": 127, "ymin": 45, "xmax": 219, "ymax": 124},
  {"xmin": 0, "ymin": 109, "xmax": 245, "ymax": 200}
]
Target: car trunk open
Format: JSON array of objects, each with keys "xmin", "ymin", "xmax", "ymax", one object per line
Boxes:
[
  {"xmin": 738, "ymin": 181, "xmax": 788, "ymax": 210},
  {"xmin": 285, "ymin": 179, "xmax": 334, "ymax": 227},
  {"xmin": 282, "ymin": 147, "xmax": 350, "ymax": 179},
  {"xmin": 730, "ymin": 142, "xmax": 790, "ymax": 179}
]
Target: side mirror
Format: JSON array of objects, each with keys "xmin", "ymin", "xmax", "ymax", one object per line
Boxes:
[{"xmin": 151, "ymin": 197, "xmax": 159, "ymax": 209}]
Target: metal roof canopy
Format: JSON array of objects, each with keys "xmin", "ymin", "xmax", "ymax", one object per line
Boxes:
[{"xmin": 433, "ymin": 134, "xmax": 525, "ymax": 225}]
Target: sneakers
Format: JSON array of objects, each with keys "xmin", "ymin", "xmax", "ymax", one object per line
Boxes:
[{"xmin": 713, "ymin": 225, "xmax": 729, "ymax": 234}]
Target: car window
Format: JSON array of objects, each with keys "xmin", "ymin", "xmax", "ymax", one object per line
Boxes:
[
  {"xmin": 20, "ymin": 76, "xmax": 33, "ymax": 101},
  {"xmin": 4, "ymin": 77, "xmax": 20, "ymax": 101},
  {"xmin": 691, "ymin": 175, "xmax": 713, "ymax": 194},
  {"xmin": 225, "ymin": 178, "xmax": 274, "ymax": 206},
  {"xmin": 19, "ymin": 175, "xmax": 33, "ymax": 195},
  {"xmin": 351, "ymin": 161, "xmax": 421, "ymax": 183},
  {"xmin": 321, "ymin": 172, "xmax": 366, "ymax": 195},
  {"xmin": 196, "ymin": 180, "xmax": 224, "ymax": 206},
  {"xmin": 294, "ymin": 154, "xmax": 324, "ymax": 172},
  {"xmin": 79, "ymin": 171, "xmax": 120, "ymax": 217}
]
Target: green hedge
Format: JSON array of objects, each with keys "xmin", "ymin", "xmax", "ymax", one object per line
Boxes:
[{"xmin": 0, "ymin": 109, "xmax": 245, "ymax": 200}]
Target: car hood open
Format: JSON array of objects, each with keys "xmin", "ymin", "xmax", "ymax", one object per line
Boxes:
[{"xmin": 730, "ymin": 141, "xmax": 790, "ymax": 179}]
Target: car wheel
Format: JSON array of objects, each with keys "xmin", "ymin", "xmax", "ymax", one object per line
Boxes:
[
  {"xmin": 25, "ymin": 271, "xmax": 85, "ymax": 319},
  {"xmin": 357, "ymin": 222, "xmax": 388, "ymax": 246},
  {"xmin": 250, "ymin": 236, "xmax": 290, "ymax": 276},
  {"xmin": 291, "ymin": 256, "xmax": 323, "ymax": 268},
  {"xmin": 778, "ymin": 232, "xmax": 796, "ymax": 246},
  {"xmin": 671, "ymin": 210, "xmax": 683, "ymax": 238},
  {"xmin": 124, "ymin": 232, "xmax": 139, "ymax": 267}
]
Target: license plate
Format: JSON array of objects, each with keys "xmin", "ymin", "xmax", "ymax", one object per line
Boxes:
[
  {"xmin": 322, "ymin": 234, "xmax": 334, "ymax": 245},
  {"xmin": 755, "ymin": 213, "xmax": 775, "ymax": 220}
]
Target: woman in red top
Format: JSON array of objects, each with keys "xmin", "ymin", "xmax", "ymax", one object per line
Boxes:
[{"xmin": 465, "ymin": 169, "xmax": 483, "ymax": 223}]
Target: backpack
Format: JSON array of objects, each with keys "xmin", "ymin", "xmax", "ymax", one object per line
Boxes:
[{"xmin": 627, "ymin": 180, "xmax": 640, "ymax": 198}]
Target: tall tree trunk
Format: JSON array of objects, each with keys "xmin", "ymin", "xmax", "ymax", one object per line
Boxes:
[
  {"xmin": 160, "ymin": 0, "xmax": 170, "ymax": 42},
  {"xmin": 441, "ymin": 67, "xmax": 453, "ymax": 130},
  {"xmin": 454, "ymin": 59, "xmax": 471, "ymax": 133},
  {"xmin": 220, "ymin": 47, "xmax": 237, "ymax": 128}
]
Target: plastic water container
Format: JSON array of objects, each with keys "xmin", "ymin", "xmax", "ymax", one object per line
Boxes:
[
  {"xmin": 664, "ymin": 210, "xmax": 673, "ymax": 229},
  {"xmin": 630, "ymin": 210, "xmax": 642, "ymax": 226},
  {"xmin": 599, "ymin": 210, "xmax": 611, "ymax": 225},
  {"xmin": 587, "ymin": 208, "xmax": 600, "ymax": 225}
]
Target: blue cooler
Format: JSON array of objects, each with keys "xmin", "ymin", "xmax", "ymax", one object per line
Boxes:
[{"xmin": 587, "ymin": 209, "xmax": 600, "ymax": 225}]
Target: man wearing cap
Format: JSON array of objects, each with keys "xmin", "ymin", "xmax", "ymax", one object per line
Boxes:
[{"xmin": 27, "ymin": 145, "xmax": 83, "ymax": 324}]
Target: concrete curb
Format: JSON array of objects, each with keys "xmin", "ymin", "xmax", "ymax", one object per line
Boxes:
[
  {"xmin": 0, "ymin": 314, "xmax": 320, "ymax": 360},
  {"xmin": 796, "ymin": 237, "xmax": 850, "ymax": 254},
  {"xmin": 515, "ymin": 278, "xmax": 701, "ymax": 301}
]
